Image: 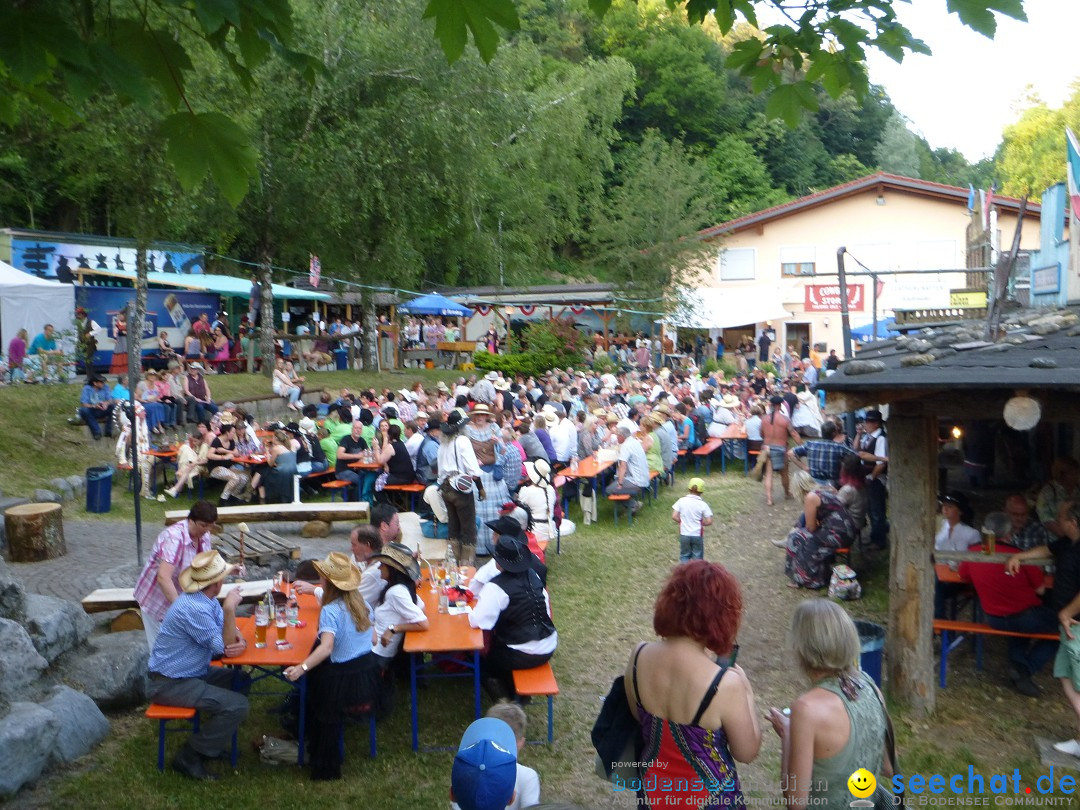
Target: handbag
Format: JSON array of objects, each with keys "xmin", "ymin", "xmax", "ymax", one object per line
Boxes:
[{"xmin": 591, "ymin": 644, "xmax": 645, "ymax": 783}]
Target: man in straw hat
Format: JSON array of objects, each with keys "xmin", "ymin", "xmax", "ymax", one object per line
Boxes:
[
  {"xmin": 147, "ymin": 550, "xmax": 248, "ymax": 781},
  {"xmin": 469, "ymin": 527, "xmax": 556, "ymax": 701}
]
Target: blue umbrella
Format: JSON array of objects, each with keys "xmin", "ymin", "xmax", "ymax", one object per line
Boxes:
[{"xmin": 398, "ymin": 293, "xmax": 471, "ymax": 317}]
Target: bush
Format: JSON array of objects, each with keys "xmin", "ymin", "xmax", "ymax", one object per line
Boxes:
[
  {"xmin": 590, "ymin": 352, "xmax": 617, "ymax": 375},
  {"xmin": 473, "ymin": 318, "xmax": 586, "ymax": 377}
]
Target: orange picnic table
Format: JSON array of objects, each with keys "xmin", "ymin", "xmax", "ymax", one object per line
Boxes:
[
  {"xmin": 214, "ymin": 591, "xmax": 320, "ymax": 764},
  {"xmin": 404, "ymin": 581, "xmax": 484, "ymax": 751}
]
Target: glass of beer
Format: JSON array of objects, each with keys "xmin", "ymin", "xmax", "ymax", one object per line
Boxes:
[
  {"xmin": 254, "ymin": 602, "xmax": 269, "ymax": 648},
  {"xmin": 276, "ymin": 616, "xmax": 287, "ymax": 642}
]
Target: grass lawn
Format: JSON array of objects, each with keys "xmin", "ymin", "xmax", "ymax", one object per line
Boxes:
[{"xmin": 3, "ymin": 372, "xmax": 1076, "ymax": 806}]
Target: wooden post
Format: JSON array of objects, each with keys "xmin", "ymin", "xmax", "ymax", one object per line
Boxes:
[
  {"xmin": 5, "ymin": 502, "xmax": 67, "ymax": 561},
  {"xmin": 885, "ymin": 408, "xmax": 938, "ymax": 715}
]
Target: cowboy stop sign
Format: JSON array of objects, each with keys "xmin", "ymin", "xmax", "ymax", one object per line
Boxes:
[{"xmin": 804, "ymin": 284, "xmax": 864, "ymax": 312}]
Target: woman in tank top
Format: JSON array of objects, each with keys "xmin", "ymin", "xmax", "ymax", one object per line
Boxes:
[
  {"xmin": 624, "ymin": 561, "xmax": 761, "ymax": 808},
  {"xmin": 767, "ymin": 600, "xmax": 891, "ymax": 809}
]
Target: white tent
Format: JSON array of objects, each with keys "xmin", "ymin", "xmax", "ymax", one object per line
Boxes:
[
  {"xmin": 0, "ymin": 260, "xmax": 75, "ymax": 352},
  {"xmin": 661, "ymin": 287, "xmax": 790, "ymax": 330}
]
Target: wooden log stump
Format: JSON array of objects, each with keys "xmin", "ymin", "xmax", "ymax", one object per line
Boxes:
[{"xmin": 5, "ymin": 502, "xmax": 67, "ymax": 561}]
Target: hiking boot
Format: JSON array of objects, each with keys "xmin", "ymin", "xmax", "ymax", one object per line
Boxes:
[
  {"xmin": 1008, "ymin": 667, "xmax": 1041, "ymax": 698},
  {"xmin": 172, "ymin": 743, "xmax": 219, "ymax": 781}
]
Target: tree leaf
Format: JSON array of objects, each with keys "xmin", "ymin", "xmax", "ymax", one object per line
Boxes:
[
  {"xmin": 110, "ymin": 21, "xmax": 193, "ymax": 110},
  {"xmin": 461, "ymin": 0, "xmax": 501, "ymax": 62},
  {"xmin": 0, "ymin": 6, "xmax": 68, "ymax": 85},
  {"xmin": 424, "ymin": 0, "xmax": 468, "ymax": 63},
  {"xmin": 765, "ymin": 83, "xmax": 807, "ymax": 128},
  {"xmin": 587, "ymin": 0, "xmax": 612, "ymax": 16},
  {"xmin": 946, "ymin": 0, "xmax": 998, "ymax": 37},
  {"xmin": 160, "ymin": 111, "xmax": 255, "ymax": 206},
  {"xmin": 192, "ymin": 0, "xmax": 242, "ymax": 33},
  {"xmin": 470, "ymin": 0, "xmax": 520, "ymax": 32}
]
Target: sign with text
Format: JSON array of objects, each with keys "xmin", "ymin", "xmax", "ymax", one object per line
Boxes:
[
  {"xmin": 804, "ymin": 284, "xmax": 864, "ymax": 312},
  {"xmin": 949, "ymin": 290, "xmax": 988, "ymax": 308}
]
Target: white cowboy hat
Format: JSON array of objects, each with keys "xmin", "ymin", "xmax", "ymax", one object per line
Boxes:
[{"xmin": 524, "ymin": 458, "xmax": 552, "ymax": 487}]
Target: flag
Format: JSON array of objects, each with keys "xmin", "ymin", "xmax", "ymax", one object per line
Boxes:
[
  {"xmin": 309, "ymin": 253, "xmax": 321, "ymax": 287},
  {"xmin": 967, "ymin": 184, "xmax": 975, "ymax": 211},
  {"xmin": 978, "ymin": 189, "xmax": 986, "ymax": 227},
  {"xmin": 1067, "ymin": 128, "xmax": 1080, "ymax": 221},
  {"xmin": 984, "ymin": 183, "xmax": 995, "ymax": 230}
]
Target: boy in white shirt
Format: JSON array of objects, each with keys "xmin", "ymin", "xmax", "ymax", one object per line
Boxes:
[
  {"xmin": 453, "ymin": 702, "xmax": 540, "ymax": 810},
  {"xmin": 672, "ymin": 477, "xmax": 713, "ymax": 562}
]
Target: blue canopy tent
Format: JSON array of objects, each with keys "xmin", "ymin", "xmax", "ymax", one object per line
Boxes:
[
  {"xmin": 398, "ymin": 293, "xmax": 471, "ymax": 317},
  {"xmin": 850, "ymin": 319, "xmax": 899, "ymax": 342}
]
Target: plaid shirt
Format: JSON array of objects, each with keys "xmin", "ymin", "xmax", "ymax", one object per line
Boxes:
[
  {"xmin": 1008, "ymin": 519, "xmax": 1053, "ymax": 552},
  {"xmin": 792, "ymin": 440, "xmax": 856, "ymax": 484},
  {"xmin": 133, "ymin": 521, "xmax": 213, "ymax": 622}
]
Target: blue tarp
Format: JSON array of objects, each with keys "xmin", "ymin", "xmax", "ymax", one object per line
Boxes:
[
  {"xmin": 850, "ymin": 319, "xmax": 899, "ymax": 342},
  {"xmin": 398, "ymin": 293, "xmax": 470, "ymax": 316}
]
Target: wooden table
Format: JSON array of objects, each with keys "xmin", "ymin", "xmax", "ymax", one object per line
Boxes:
[
  {"xmin": 214, "ymin": 591, "xmax": 320, "ymax": 765},
  {"xmin": 559, "ymin": 456, "xmax": 615, "ymax": 531},
  {"xmin": 348, "ymin": 461, "xmax": 383, "ymax": 472},
  {"xmin": 717, "ymin": 423, "xmax": 749, "ymax": 474},
  {"xmin": 436, "ymin": 341, "xmax": 476, "ymax": 369},
  {"xmin": 146, "ymin": 446, "xmax": 179, "ymax": 495},
  {"xmin": 404, "ymin": 584, "xmax": 484, "ymax": 751},
  {"xmin": 165, "ymin": 502, "xmax": 371, "ymax": 526}
]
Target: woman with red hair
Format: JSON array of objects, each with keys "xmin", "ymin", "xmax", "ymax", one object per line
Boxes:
[{"xmin": 624, "ymin": 561, "xmax": 761, "ymax": 807}]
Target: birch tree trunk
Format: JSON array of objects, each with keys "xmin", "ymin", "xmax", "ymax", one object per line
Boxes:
[{"xmin": 259, "ymin": 256, "xmax": 274, "ymax": 378}]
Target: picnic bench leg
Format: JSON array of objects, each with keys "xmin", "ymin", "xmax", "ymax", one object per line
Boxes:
[
  {"xmin": 158, "ymin": 719, "xmax": 167, "ymax": 771},
  {"xmin": 547, "ymin": 695, "xmax": 554, "ymax": 744},
  {"xmin": 743, "ymin": 440, "xmax": 749, "ymax": 474},
  {"xmin": 410, "ymin": 653, "xmax": 420, "ymax": 751},
  {"xmin": 473, "ymin": 650, "xmax": 482, "ymax": 720},
  {"xmin": 721, "ymin": 444, "xmax": 727, "ymax": 474},
  {"xmin": 298, "ymin": 677, "xmax": 307, "ymax": 766},
  {"xmin": 939, "ymin": 630, "xmax": 949, "ymax": 688}
]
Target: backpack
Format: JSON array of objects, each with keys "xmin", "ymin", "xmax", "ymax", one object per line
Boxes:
[{"xmin": 689, "ymin": 412, "xmax": 707, "ymax": 450}]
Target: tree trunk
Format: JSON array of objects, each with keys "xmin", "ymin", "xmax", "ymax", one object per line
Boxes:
[
  {"xmin": 5, "ymin": 502, "xmax": 66, "ymax": 561},
  {"xmin": 885, "ymin": 408, "xmax": 937, "ymax": 715},
  {"xmin": 258, "ymin": 256, "xmax": 275, "ymax": 377},
  {"xmin": 363, "ymin": 294, "xmax": 377, "ymax": 371}
]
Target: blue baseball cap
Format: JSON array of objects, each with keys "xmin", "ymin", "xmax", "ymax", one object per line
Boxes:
[{"xmin": 451, "ymin": 718, "xmax": 517, "ymax": 810}]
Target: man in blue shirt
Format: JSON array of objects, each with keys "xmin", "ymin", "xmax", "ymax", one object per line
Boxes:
[
  {"xmin": 28, "ymin": 324, "xmax": 64, "ymax": 382},
  {"xmin": 78, "ymin": 377, "xmax": 115, "ymax": 440},
  {"xmin": 147, "ymin": 550, "xmax": 249, "ymax": 780}
]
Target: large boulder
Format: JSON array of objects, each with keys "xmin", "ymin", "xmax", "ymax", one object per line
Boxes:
[
  {"xmin": 56, "ymin": 631, "xmax": 148, "ymax": 709},
  {"xmin": 24, "ymin": 594, "xmax": 93, "ymax": 664},
  {"xmin": 32, "ymin": 490, "xmax": 61, "ymax": 504},
  {"xmin": 65, "ymin": 475, "xmax": 86, "ymax": 498},
  {"xmin": 0, "ymin": 619, "xmax": 48, "ymax": 703},
  {"xmin": 0, "ymin": 702, "xmax": 60, "ymax": 796},
  {"xmin": 0, "ymin": 560, "xmax": 27, "ymax": 621},
  {"xmin": 47, "ymin": 478, "xmax": 74, "ymax": 502},
  {"xmin": 39, "ymin": 685, "xmax": 109, "ymax": 763}
]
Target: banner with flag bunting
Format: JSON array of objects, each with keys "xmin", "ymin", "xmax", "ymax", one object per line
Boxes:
[
  {"xmin": 1067, "ymin": 128, "xmax": 1080, "ymax": 222},
  {"xmin": 309, "ymin": 254, "xmax": 321, "ymax": 287}
]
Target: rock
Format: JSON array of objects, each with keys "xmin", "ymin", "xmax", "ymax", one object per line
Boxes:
[
  {"xmin": 0, "ymin": 702, "xmax": 60, "ymax": 797},
  {"xmin": 32, "ymin": 490, "xmax": 61, "ymax": 504},
  {"xmin": 1030, "ymin": 357, "xmax": 1058, "ymax": 369},
  {"xmin": 65, "ymin": 475, "xmax": 86, "ymax": 497},
  {"xmin": 928, "ymin": 348, "xmax": 956, "ymax": 361},
  {"xmin": 0, "ymin": 619, "xmax": 48, "ymax": 702},
  {"xmin": 301, "ymin": 520, "xmax": 331, "ymax": 538},
  {"xmin": 56, "ymin": 631, "xmax": 148, "ymax": 709},
  {"xmin": 40, "ymin": 685, "xmax": 109, "ymax": 763},
  {"xmin": 47, "ymin": 478, "xmax": 74, "ymax": 502},
  {"xmin": 906, "ymin": 339, "xmax": 932, "ymax": 353},
  {"xmin": 0, "ymin": 561, "xmax": 26, "ymax": 621},
  {"xmin": 841, "ymin": 360, "xmax": 887, "ymax": 376},
  {"xmin": 24, "ymin": 594, "xmax": 93, "ymax": 664},
  {"xmin": 900, "ymin": 353, "xmax": 935, "ymax": 367}
]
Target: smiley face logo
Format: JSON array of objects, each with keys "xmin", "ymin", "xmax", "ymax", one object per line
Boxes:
[{"xmin": 848, "ymin": 768, "xmax": 877, "ymax": 798}]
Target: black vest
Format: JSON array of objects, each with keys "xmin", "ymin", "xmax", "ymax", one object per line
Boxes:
[{"xmin": 490, "ymin": 569, "xmax": 555, "ymax": 646}]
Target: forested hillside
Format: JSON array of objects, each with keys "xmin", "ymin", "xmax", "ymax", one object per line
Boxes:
[{"xmin": 0, "ymin": 0, "xmax": 997, "ymax": 295}]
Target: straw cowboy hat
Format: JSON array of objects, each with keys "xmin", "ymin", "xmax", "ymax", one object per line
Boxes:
[
  {"xmin": 524, "ymin": 458, "xmax": 552, "ymax": 487},
  {"xmin": 485, "ymin": 371, "xmax": 499, "ymax": 381},
  {"xmin": 179, "ymin": 550, "xmax": 236, "ymax": 593},
  {"xmin": 397, "ymin": 388, "xmax": 416, "ymax": 402},
  {"xmin": 436, "ymin": 381, "xmax": 450, "ymax": 393},
  {"xmin": 218, "ymin": 411, "xmax": 237, "ymax": 426},
  {"xmin": 542, "ymin": 411, "xmax": 558, "ymax": 427},
  {"xmin": 493, "ymin": 378, "xmax": 510, "ymax": 391},
  {"xmin": 719, "ymin": 394, "xmax": 740, "ymax": 409},
  {"xmin": 470, "ymin": 404, "xmax": 493, "ymax": 419},
  {"xmin": 370, "ymin": 543, "xmax": 420, "ymax": 581},
  {"xmin": 313, "ymin": 551, "xmax": 362, "ymax": 591}
]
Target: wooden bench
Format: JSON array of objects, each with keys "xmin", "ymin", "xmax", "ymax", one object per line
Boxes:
[
  {"xmin": 933, "ymin": 618, "xmax": 1059, "ymax": 688},
  {"xmin": 322, "ymin": 479, "xmax": 353, "ymax": 502},
  {"xmin": 146, "ymin": 704, "xmax": 237, "ymax": 771},
  {"xmin": 608, "ymin": 493, "xmax": 632, "ymax": 525},
  {"xmin": 165, "ymin": 502, "xmax": 370, "ymax": 527},
  {"xmin": 692, "ymin": 439, "xmax": 724, "ymax": 474},
  {"xmin": 382, "ymin": 482, "xmax": 426, "ymax": 511},
  {"xmin": 84, "ymin": 579, "xmax": 275, "ymax": 614},
  {"xmin": 512, "ymin": 662, "xmax": 559, "ymax": 744}
]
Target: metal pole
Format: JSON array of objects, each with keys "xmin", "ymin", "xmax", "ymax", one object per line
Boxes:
[
  {"xmin": 498, "ymin": 213, "xmax": 504, "ymax": 288},
  {"xmin": 871, "ymin": 272, "xmax": 879, "ymax": 343},
  {"xmin": 125, "ymin": 301, "xmax": 143, "ymax": 566},
  {"xmin": 836, "ymin": 247, "xmax": 853, "ymax": 359}
]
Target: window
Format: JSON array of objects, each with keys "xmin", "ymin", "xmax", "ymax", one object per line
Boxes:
[
  {"xmin": 718, "ymin": 248, "xmax": 755, "ymax": 281},
  {"xmin": 780, "ymin": 246, "xmax": 816, "ymax": 276}
]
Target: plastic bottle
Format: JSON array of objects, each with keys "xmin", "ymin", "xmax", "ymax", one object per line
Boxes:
[
  {"xmin": 438, "ymin": 581, "xmax": 449, "ymax": 614},
  {"xmin": 445, "ymin": 543, "xmax": 457, "ymax": 587}
]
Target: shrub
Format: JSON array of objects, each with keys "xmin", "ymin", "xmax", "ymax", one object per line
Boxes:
[
  {"xmin": 591, "ymin": 352, "xmax": 617, "ymax": 375},
  {"xmin": 473, "ymin": 318, "xmax": 586, "ymax": 377}
]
